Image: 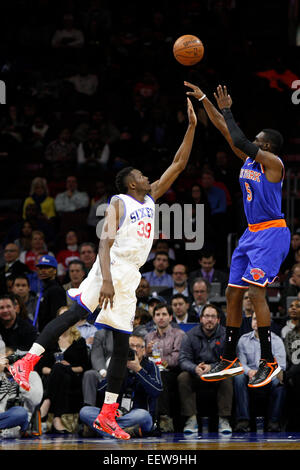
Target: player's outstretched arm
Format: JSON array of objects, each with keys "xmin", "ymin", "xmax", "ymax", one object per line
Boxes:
[
  {"xmin": 214, "ymin": 85, "xmax": 283, "ymax": 183},
  {"xmin": 150, "ymin": 97, "xmax": 197, "ymax": 202},
  {"xmin": 185, "ymin": 80, "xmax": 246, "ymax": 161},
  {"xmin": 98, "ymin": 198, "xmax": 123, "ymax": 309}
]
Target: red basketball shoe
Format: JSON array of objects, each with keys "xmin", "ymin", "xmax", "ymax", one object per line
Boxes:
[
  {"xmin": 8, "ymin": 353, "xmax": 41, "ymax": 391},
  {"xmin": 93, "ymin": 403, "xmax": 131, "ymax": 440}
]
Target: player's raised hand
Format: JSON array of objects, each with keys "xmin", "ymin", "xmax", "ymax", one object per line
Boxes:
[
  {"xmin": 184, "ymin": 81, "xmax": 206, "ymax": 101},
  {"xmin": 214, "ymin": 85, "xmax": 232, "ymax": 110},
  {"xmin": 186, "ymin": 97, "xmax": 197, "ymax": 127},
  {"xmin": 99, "ymin": 280, "xmax": 115, "ymax": 309}
]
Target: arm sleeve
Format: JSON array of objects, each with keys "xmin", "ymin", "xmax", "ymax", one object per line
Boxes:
[{"xmin": 222, "ymin": 108, "xmax": 259, "ymax": 160}]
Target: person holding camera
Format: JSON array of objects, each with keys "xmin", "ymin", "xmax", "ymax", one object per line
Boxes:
[
  {"xmin": 79, "ymin": 333, "xmax": 163, "ymax": 437},
  {"xmin": 0, "ymin": 348, "xmax": 43, "ymax": 438}
]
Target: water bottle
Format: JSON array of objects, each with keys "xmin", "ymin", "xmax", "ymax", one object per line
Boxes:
[{"xmin": 256, "ymin": 416, "xmax": 264, "ymax": 434}]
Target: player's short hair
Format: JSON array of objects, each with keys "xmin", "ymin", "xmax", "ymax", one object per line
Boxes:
[
  {"xmin": 262, "ymin": 129, "xmax": 284, "ymax": 154},
  {"xmin": 115, "ymin": 166, "xmax": 134, "ymax": 194}
]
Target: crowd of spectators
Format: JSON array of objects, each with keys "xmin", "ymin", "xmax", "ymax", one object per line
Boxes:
[{"xmin": 0, "ymin": 0, "xmax": 300, "ymax": 437}]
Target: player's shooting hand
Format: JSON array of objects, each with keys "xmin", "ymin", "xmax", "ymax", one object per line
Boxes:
[
  {"xmin": 213, "ymin": 85, "xmax": 232, "ymax": 110},
  {"xmin": 184, "ymin": 81, "xmax": 205, "ymax": 100},
  {"xmin": 187, "ymin": 97, "xmax": 197, "ymax": 127},
  {"xmin": 99, "ymin": 280, "xmax": 115, "ymax": 309}
]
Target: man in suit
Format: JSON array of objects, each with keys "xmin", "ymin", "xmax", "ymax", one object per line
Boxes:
[
  {"xmin": 160, "ymin": 264, "xmax": 192, "ymax": 304},
  {"xmin": 189, "ymin": 251, "xmax": 228, "ymax": 296},
  {"xmin": 0, "ymin": 244, "xmax": 31, "ymax": 295},
  {"xmin": 171, "ymin": 294, "xmax": 198, "ymax": 324}
]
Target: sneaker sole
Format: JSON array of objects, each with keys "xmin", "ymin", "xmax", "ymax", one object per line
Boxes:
[
  {"xmin": 248, "ymin": 365, "xmax": 281, "ymax": 388},
  {"xmin": 93, "ymin": 419, "xmax": 130, "ymax": 440},
  {"xmin": 7, "ymin": 366, "xmax": 30, "ymax": 391},
  {"xmin": 201, "ymin": 366, "xmax": 244, "ymax": 382}
]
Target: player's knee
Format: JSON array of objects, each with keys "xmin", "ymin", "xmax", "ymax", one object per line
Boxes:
[
  {"xmin": 247, "ymin": 284, "xmax": 266, "ymax": 303},
  {"xmin": 225, "ymin": 285, "xmax": 240, "ymax": 302}
]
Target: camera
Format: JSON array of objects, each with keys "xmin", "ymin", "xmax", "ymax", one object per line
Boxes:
[
  {"xmin": 7, "ymin": 353, "xmax": 22, "ymax": 365},
  {"xmin": 128, "ymin": 348, "xmax": 136, "ymax": 361}
]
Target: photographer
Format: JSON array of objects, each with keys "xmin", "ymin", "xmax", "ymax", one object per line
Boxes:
[
  {"xmin": 79, "ymin": 333, "xmax": 163, "ymax": 437},
  {"xmin": 0, "ymin": 348, "xmax": 43, "ymax": 438}
]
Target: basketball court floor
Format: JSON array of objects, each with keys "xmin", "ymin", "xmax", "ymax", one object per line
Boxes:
[{"xmin": 1, "ymin": 430, "xmax": 300, "ymax": 451}]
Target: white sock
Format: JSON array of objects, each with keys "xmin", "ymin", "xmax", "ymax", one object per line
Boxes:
[
  {"xmin": 29, "ymin": 343, "xmax": 45, "ymax": 356},
  {"xmin": 104, "ymin": 392, "xmax": 119, "ymax": 404}
]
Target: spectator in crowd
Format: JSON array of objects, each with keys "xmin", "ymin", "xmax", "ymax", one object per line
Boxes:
[
  {"xmin": 200, "ymin": 169, "xmax": 227, "ymax": 219},
  {"xmin": 145, "ymin": 303, "xmax": 185, "ymax": 432},
  {"xmin": 0, "ymin": 347, "xmax": 43, "ymax": 438},
  {"xmin": 143, "ymin": 251, "xmax": 173, "ymax": 288},
  {"xmin": 178, "ymin": 304, "xmax": 233, "ymax": 434},
  {"xmin": 281, "ymin": 231, "xmax": 300, "ymax": 274},
  {"xmin": 189, "ymin": 278, "xmax": 211, "ymax": 318},
  {"xmin": 77, "ymin": 127, "xmax": 109, "ymax": 171},
  {"xmin": 79, "ymin": 242, "xmax": 97, "ymax": 274},
  {"xmin": 189, "ymin": 251, "xmax": 228, "ymax": 296},
  {"xmin": 171, "ymin": 293, "xmax": 198, "ymax": 324},
  {"xmin": 13, "ymin": 220, "xmax": 33, "ymax": 252},
  {"xmin": 54, "ymin": 176, "xmax": 89, "ymax": 214},
  {"xmin": 11, "ymin": 274, "xmax": 38, "ymax": 323},
  {"xmin": 22, "ymin": 177, "xmax": 56, "ymax": 220},
  {"xmin": 132, "ymin": 307, "xmax": 152, "ymax": 338},
  {"xmin": 34, "ymin": 255, "xmax": 66, "ymax": 332},
  {"xmin": 38, "ymin": 306, "xmax": 89, "ymax": 433},
  {"xmin": 87, "ymin": 181, "xmax": 109, "ymax": 229},
  {"xmin": 240, "ymin": 289, "xmax": 255, "ymax": 336},
  {"xmin": 80, "ymin": 333, "xmax": 162, "ymax": 438},
  {"xmin": 283, "ymin": 298, "xmax": 300, "ymax": 430},
  {"xmin": 75, "ymin": 318, "xmax": 98, "ymax": 350},
  {"xmin": 44, "ymin": 128, "xmax": 77, "ymax": 170},
  {"xmin": 0, "ymin": 243, "xmax": 31, "ymax": 295},
  {"xmin": 6, "ymin": 203, "xmax": 55, "ymax": 248},
  {"xmin": 82, "ymin": 328, "xmax": 113, "ymax": 408},
  {"xmin": 63, "ymin": 260, "xmax": 86, "ymax": 307},
  {"xmin": 20, "ymin": 230, "xmax": 54, "ymax": 272},
  {"xmin": 56, "ymin": 230, "xmax": 80, "ymax": 280},
  {"xmin": 234, "ymin": 313, "xmax": 286, "ymax": 432},
  {"xmin": 279, "ymin": 263, "xmax": 300, "ymax": 315},
  {"xmin": 51, "ymin": 13, "xmax": 85, "ymax": 49},
  {"xmin": 281, "ymin": 298, "xmax": 300, "ymax": 339},
  {"xmin": 160, "ymin": 264, "xmax": 192, "ymax": 304},
  {"xmin": 136, "ymin": 276, "xmax": 152, "ymax": 311},
  {"xmin": 0, "ymin": 294, "xmax": 38, "ymax": 352}
]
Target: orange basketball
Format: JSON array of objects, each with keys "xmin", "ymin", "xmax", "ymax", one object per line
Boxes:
[{"xmin": 173, "ymin": 35, "xmax": 204, "ymax": 66}]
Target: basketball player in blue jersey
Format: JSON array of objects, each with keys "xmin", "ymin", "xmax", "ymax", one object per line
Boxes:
[
  {"xmin": 185, "ymin": 81, "xmax": 290, "ymax": 388},
  {"xmin": 8, "ymin": 98, "xmax": 197, "ymax": 439}
]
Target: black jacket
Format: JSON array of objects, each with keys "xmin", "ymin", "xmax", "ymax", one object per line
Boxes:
[
  {"xmin": 0, "ymin": 316, "xmax": 38, "ymax": 351},
  {"xmin": 37, "ymin": 279, "xmax": 66, "ymax": 331}
]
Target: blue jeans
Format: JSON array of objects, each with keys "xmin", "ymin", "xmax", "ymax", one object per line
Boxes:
[
  {"xmin": 79, "ymin": 406, "xmax": 153, "ymax": 437},
  {"xmin": 0, "ymin": 406, "xmax": 28, "ymax": 432},
  {"xmin": 234, "ymin": 373, "xmax": 285, "ymax": 422}
]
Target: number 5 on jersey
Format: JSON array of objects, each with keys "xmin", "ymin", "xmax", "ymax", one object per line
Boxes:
[
  {"xmin": 245, "ymin": 182, "xmax": 252, "ymax": 202},
  {"xmin": 137, "ymin": 221, "xmax": 152, "ymax": 238}
]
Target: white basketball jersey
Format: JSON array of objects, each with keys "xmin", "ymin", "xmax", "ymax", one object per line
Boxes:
[{"xmin": 109, "ymin": 193, "xmax": 155, "ymax": 268}]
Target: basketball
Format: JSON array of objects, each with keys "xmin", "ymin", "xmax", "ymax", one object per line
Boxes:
[{"xmin": 173, "ymin": 35, "xmax": 204, "ymax": 66}]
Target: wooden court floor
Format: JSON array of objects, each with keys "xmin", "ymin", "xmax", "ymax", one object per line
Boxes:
[{"xmin": 1, "ymin": 431, "xmax": 300, "ymax": 451}]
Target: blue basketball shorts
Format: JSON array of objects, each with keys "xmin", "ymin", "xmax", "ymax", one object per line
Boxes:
[{"xmin": 228, "ymin": 225, "xmax": 291, "ymax": 288}]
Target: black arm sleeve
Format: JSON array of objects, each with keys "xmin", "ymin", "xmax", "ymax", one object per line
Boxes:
[{"xmin": 222, "ymin": 108, "xmax": 259, "ymax": 160}]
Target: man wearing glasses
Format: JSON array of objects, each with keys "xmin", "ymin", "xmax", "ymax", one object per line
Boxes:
[
  {"xmin": 178, "ymin": 304, "xmax": 233, "ymax": 434},
  {"xmin": 79, "ymin": 333, "xmax": 162, "ymax": 437},
  {"xmin": 0, "ymin": 243, "xmax": 31, "ymax": 295}
]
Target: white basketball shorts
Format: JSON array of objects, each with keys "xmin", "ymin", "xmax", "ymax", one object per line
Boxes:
[{"xmin": 68, "ymin": 256, "xmax": 141, "ymax": 334}]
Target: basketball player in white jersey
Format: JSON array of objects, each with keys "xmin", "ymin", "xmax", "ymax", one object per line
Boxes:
[{"xmin": 9, "ymin": 98, "xmax": 197, "ymax": 439}]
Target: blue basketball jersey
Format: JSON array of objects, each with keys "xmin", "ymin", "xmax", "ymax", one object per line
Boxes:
[{"xmin": 239, "ymin": 157, "xmax": 285, "ymax": 225}]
